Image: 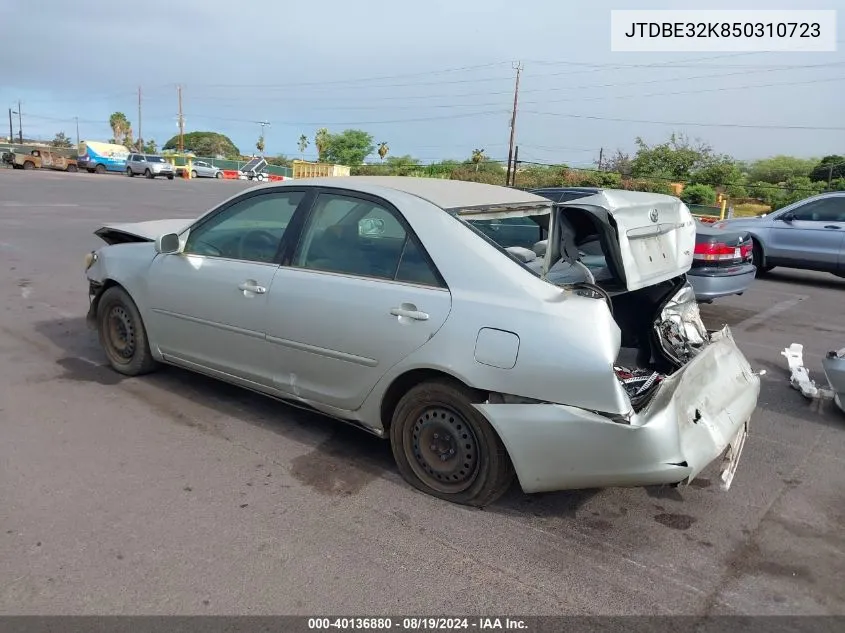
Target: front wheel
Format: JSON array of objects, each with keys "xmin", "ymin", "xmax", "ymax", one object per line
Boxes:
[
  {"xmin": 167, "ymin": 173, "xmax": 174, "ymax": 180},
  {"xmin": 97, "ymin": 286, "xmax": 159, "ymax": 376},
  {"xmin": 215, "ymin": 171, "xmax": 223, "ymax": 179},
  {"xmin": 126, "ymin": 167, "xmax": 133, "ymax": 177},
  {"xmin": 752, "ymin": 241, "xmax": 774, "ymax": 276},
  {"xmin": 23, "ymin": 161, "xmax": 34, "ymax": 170},
  {"xmin": 144, "ymin": 169, "xmax": 153, "ymax": 179},
  {"xmin": 191, "ymin": 170, "xmax": 198, "ymax": 179},
  {"xmin": 389, "ymin": 380, "xmax": 515, "ymax": 507},
  {"xmin": 95, "ymin": 163, "xmax": 105, "ymax": 174}
]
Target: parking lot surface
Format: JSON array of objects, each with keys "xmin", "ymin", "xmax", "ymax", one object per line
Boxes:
[{"xmin": 1, "ymin": 169, "xmax": 843, "ymax": 615}]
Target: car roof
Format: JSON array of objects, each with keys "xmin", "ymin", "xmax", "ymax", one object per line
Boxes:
[{"xmin": 270, "ymin": 176, "xmax": 552, "ymax": 212}]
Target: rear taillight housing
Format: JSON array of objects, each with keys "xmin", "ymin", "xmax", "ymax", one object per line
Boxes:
[{"xmin": 693, "ymin": 241, "xmax": 753, "ymax": 262}]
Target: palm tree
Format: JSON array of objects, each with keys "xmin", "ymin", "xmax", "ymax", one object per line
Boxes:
[
  {"xmin": 108, "ymin": 112, "xmax": 131, "ymax": 148},
  {"xmin": 315, "ymin": 128, "xmax": 330, "ymax": 162},
  {"xmin": 297, "ymin": 134, "xmax": 309, "ymax": 157},
  {"xmin": 256, "ymin": 135, "xmax": 265, "ymax": 155},
  {"xmin": 377, "ymin": 142, "xmax": 389, "ymax": 162},
  {"xmin": 471, "ymin": 148, "xmax": 485, "ymax": 172}
]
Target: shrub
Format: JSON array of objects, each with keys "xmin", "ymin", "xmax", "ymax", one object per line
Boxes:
[{"xmin": 680, "ymin": 183, "xmax": 717, "ymax": 205}]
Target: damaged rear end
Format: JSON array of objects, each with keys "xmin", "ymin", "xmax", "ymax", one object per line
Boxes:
[{"xmin": 471, "ymin": 190, "xmax": 760, "ymax": 493}]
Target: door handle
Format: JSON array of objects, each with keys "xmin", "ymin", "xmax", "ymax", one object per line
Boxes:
[
  {"xmin": 823, "ymin": 225, "xmax": 841, "ymax": 229},
  {"xmin": 238, "ymin": 280, "xmax": 266, "ymax": 294},
  {"xmin": 390, "ymin": 307, "xmax": 429, "ymax": 321}
]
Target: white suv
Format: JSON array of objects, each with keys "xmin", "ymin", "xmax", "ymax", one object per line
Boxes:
[{"xmin": 125, "ymin": 154, "xmax": 175, "ymax": 179}]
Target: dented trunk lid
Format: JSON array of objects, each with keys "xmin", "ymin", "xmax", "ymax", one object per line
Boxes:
[{"xmin": 547, "ymin": 191, "xmax": 696, "ymax": 292}]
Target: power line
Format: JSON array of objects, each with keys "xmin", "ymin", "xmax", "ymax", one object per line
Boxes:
[{"xmin": 521, "ymin": 111, "xmax": 845, "ymax": 132}]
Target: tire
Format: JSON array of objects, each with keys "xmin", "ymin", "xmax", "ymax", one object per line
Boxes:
[
  {"xmin": 191, "ymin": 170, "xmax": 198, "ymax": 179},
  {"xmin": 67, "ymin": 164, "xmax": 78, "ymax": 173},
  {"xmin": 257, "ymin": 173, "xmax": 265, "ymax": 181},
  {"xmin": 389, "ymin": 380, "xmax": 515, "ymax": 507},
  {"xmin": 95, "ymin": 163, "xmax": 105, "ymax": 174},
  {"xmin": 96, "ymin": 286, "xmax": 159, "ymax": 376},
  {"xmin": 167, "ymin": 173, "xmax": 174, "ymax": 180},
  {"xmin": 215, "ymin": 171, "xmax": 223, "ymax": 179},
  {"xmin": 144, "ymin": 169, "xmax": 153, "ymax": 179},
  {"xmin": 752, "ymin": 241, "xmax": 773, "ymax": 276},
  {"xmin": 23, "ymin": 161, "xmax": 34, "ymax": 170},
  {"xmin": 126, "ymin": 167, "xmax": 133, "ymax": 177}
]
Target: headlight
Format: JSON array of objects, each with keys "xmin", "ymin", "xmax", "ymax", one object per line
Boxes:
[{"xmin": 84, "ymin": 251, "xmax": 98, "ymax": 270}]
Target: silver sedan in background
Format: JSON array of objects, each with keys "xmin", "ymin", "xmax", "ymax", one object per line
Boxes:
[
  {"xmin": 176, "ymin": 160, "xmax": 223, "ymax": 179},
  {"xmin": 713, "ymin": 191, "xmax": 845, "ymax": 279}
]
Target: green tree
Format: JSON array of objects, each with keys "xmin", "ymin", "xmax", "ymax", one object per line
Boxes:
[
  {"xmin": 377, "ymin": 142, "xmax": 389, "ymax": 162},
  {"xmin": 471, "ymin": 148, "xmax": 485, "ymax": 172},
  {"xmin": 297, "ymin": 134, "xmax": 309, "ymax": 157},
  {"xmin": 689, "ymin": 156, "xmax": 743, "ymax": 188},
  {"xmin": 265, "ymin": 155, "xmax": 291, "ymax": 167},
  {"xmin": 108, "ymin": 112, "xmax": 132, "ymax": 147},
  {"xmin": 745, "ymin": 155, "xmax": 815, "ymax": 184},
  {"xmin": 163, "ymin": 131, "xmax": 240, "ymax": 158},
  {"xmin": 51, "ymin": 132, "xmax": 72, "ymax": 148},
  {"xmin": 314, "ymin": 128, "xmax": 330, "ymax": 162},
  {"xmin": 680, "ymin": 183, "xmax": 717, "ymax": 205},
  {"xmin": 602, "ymin": 150, "xmax": 632, "ymax": 177},
  {"xmin": 323, "ymin": 129, "xmax": 375, "ymax": 165},
  {"xmin": 631, "ymin": 133, "xmax": 713, "ymax": 180},
  {"xmin": 142, "ymin": 139, "xmax": 158, "ymax": 153},
  {"xmin": 810, "ymin": 155, "xmax": 845, "ymax": 183}
]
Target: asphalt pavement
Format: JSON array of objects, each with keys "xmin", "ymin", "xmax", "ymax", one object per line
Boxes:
[{"xmin": 1, "ymin": 169, "xmax": 843, "ymax": 615}]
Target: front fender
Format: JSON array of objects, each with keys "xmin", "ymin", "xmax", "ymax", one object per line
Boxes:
[{"xmin": 84, "ymin": 243, "xmax": 158, "ymax": 328}]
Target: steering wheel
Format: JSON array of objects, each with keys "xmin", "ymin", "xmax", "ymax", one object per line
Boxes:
[{"xmin": 238, "ymin": 229, "xmax": 278, "ymax": 261}]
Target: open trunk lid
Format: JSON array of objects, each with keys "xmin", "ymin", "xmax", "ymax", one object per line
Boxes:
[
  {"xmin": 94, "ymin": 219, "xmax": 191, "ymax": 245},
  {"xmin": 547, "ymin": 191, "xmax": 696, "ymax": 292}
]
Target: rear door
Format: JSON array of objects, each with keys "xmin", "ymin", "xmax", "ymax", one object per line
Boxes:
[
  {"xmin": 767, "ymin": 196, "xmax": 845, "ymax": 271},
  {"xmin": 263, "ymin": 190, "xmax": 452, "ymax": 411}
]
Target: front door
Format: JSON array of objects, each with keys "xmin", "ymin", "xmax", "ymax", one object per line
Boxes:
[
  {"xmin": 767, "ymin": 197, "xmax": 845, "ymax": 271},
  {"xmin": 264, "ymin": 191, "xmax": 452, "ymax": 411},
  {"xmin": 145, "ymin": 188, "xmax": 309, "ymax": 387}
]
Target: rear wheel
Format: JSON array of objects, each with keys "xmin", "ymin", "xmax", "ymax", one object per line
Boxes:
[
  {"xmin": 97, "ymin": 286, "xmax": 159, "ymax": 376},
  {"xmin": 95, "ymin": 163, "xmax": 105, "ymax": 174},
  {"xmin": 389, "ymin": 380, "xmax": 514, "ymax": 507},
  {"xmin": 752, "ymin": 241, "xmax": 773, "ymax": 276}
]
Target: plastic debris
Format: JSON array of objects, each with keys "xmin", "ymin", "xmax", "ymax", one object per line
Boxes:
[
  {"xmin": 614, "ymin": 366, "xmax": 664, "ymax": 410},
  {"xmin": 781, "ymin": 343, "xmax": 819, "ymax": 399}
]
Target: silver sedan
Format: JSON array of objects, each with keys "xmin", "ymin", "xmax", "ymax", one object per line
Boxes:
[
  {"xmin": 713, "ymin": 191, "xmax": 845, "ymax": 278},
  {"xmin": 83, "ymin": 178, "xmax": 760, "ymax": 506},
  {"xmin": 189, "ymin": 160, "xmax": 223, "ymax": 179}
]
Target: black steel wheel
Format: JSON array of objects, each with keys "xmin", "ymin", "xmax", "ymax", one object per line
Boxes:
[
  {"xmin": 97, "ymin": 286, "xmax": 158, "ymax": 376},
  {"xmin": 390, "ymin": 380, "xmax": 514, "ymax": 506},
  {"xmin": 752, "ymin": 240, "xmax": 773, "ymax": 276}
]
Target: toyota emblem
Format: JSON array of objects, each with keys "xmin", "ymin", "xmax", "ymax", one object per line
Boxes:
[{"xmin": 649, "ymin": 208, "xmax": 659, "ymax": 223}]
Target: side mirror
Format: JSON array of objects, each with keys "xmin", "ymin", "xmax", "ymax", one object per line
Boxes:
[
  {"xmin": 155, "ymin": 232, "xmax": 181, "ymax": 254},
  {"xmin": 780, "ymin": 211, "xmax": 794, "ymax": 222}
]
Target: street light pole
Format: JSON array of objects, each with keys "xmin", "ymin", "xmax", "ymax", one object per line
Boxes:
[
  {"xmin": 16, "ymin": 100, "xmax": 22, "ymax": 144},
  {"xmin": 256, "ymin": 120, "xmax": 270, "ymax": 156}
]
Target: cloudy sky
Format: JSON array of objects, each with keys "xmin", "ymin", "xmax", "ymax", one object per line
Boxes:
[{"xmin": 2, "ymin": 0, "xmax": 842, "ymax": 165}]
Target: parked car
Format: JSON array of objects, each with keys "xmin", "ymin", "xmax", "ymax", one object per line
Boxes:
[
  {"xmin": 1, "ymin": 148, "xmax": 78, "ymax": 172},
  {"xmin": 125, "ymin": 153, "xmax": 175, "ymax": 179},
  {"xmin": 175, "ymin": 160, "xmax": 223, "ymax": 179},
  {"xmin": 712, "ymin": 192, "xmax": 845, "ymax": 279},
  {"xmin": 83, "ymin": 177, "xmax": 759, "ymax": 506},
  {"xmin": 529, "ymin": 187, "xmax": 756, "ymax": 302}
]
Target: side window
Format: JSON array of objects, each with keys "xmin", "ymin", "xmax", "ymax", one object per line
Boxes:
[
  {"xmin": 293, "ymin": 193, "xmax": 442, "ymax": 285},
  {"xmin": 183, "ymin": 191, "xmax": 305, "ymax": 263},
  {"xmin": 793, "ymin": 198, "xmax": 845, "ymax": 222}
]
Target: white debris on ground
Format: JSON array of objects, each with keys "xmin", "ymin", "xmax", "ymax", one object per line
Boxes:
[{"xmin": 781, "ymin": 343, "xmax": 834, "ymax": 400}]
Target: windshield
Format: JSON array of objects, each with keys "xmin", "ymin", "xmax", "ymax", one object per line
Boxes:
[{"xmin": 145, "ymin": 156, "xmax": 165, "ymax": 163}]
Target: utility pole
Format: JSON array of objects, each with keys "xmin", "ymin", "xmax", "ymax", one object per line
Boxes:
[
  {"xmin": 7, "ymin": 108, "xmax": 12, "ymax": 144},
  {"xmin": 137, "ymin": 86, "xmax": 143, "ymax": 152},
  {"xmin": 511, "ymin": 145, "xmax": 519, "ymax": 187},
  {"xmin": 177, "ymin": 85, "xmax": 184, "ymax": 153},
  {"xmin": 16, "ymin": 100, "xmax": 22, "ymax": 144},
  {"xmin": 505, "ymin": 62, "xmax": 523, "ymax": 186},
  {"xmin": 597, "ymin": 147, "xmax": 604, "ymax": 171},
  {"xmin": 75, "ymin": 116, "xmax": 80, "ymax": 152},
  {"xmin": 828, "ymin": 164, "xmax": 835, "ymax": 189}
]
